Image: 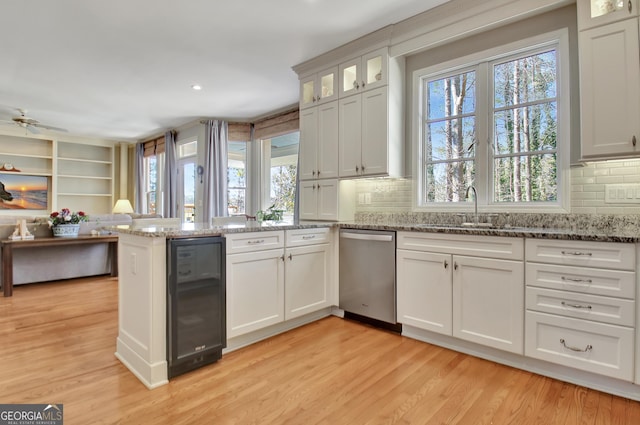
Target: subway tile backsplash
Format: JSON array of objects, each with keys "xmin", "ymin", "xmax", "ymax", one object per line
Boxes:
[{"xmin": 354, "ymin": 159, "xmax": 640, "ymax": 215}]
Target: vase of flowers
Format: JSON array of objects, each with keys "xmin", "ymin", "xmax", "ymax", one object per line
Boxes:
[{"xmin": 49, "ymin": 208, "xmax": 89, "ymax": 237}]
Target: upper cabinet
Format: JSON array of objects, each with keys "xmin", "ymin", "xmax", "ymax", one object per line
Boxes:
[
  {"xmin": 299, "ymin": 66, "xmax": 338, "ymax": 109},
  {"xmin": 339, "ymin": 48, "xmax": 388, "ymax": 98},
  {"xmin": 578, "ymin": 0, "xmax": 638, "ymax": 30},
  {"xmin": 578, "ymin": 4, "xmax": 640, "ymax": 159},
  {"xmin": 299, "ymin": 102, "xmax": 339, "ymax": 181}
]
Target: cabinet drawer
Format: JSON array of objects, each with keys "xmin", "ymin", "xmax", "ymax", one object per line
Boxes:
[
  {"xmin": 525, "ymin": 311, "xmax": 634, "ymax": 381},
  {"xmin": 525, "ymin": 239, "xmax": 635, "ymax": 270},
  {"xmin": 225, "ymin": 231, "xmax": 284, "ymax": 254},
  {"xmin": 397, "ymin": 231, "xmax": 523, "ymax": 260},
  {"xmin": 526, "ymin": 286, "xmax": 635, "ymax": 327},
  {"xmin": 525, "ymin": 262, "xmax": 635, "ymax": 299},
  {"xmin": 286, "ymin": 227, "xmax": 331, "ymax": 247}
]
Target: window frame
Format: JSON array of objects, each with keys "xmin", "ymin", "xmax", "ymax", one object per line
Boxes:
[{"xmin": 412, "ymin": 28, "xmax": 570, "ymax": 213}]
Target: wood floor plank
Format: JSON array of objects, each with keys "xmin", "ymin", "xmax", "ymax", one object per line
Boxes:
[{"xmin": 2, "ymin": 277, "xmax": 640, "ymax": 424}]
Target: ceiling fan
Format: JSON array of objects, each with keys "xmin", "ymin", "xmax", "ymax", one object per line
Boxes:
[{"xmin": 0, "ymin": 108, "xmax": 68, "ymax": 134}]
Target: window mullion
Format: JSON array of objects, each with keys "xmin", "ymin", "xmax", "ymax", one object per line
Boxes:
[{"xmin": 475, "ymin": 62, "xmax": 490, "ymax": 209}]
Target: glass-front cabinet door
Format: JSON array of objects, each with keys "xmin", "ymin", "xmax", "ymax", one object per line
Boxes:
[
  {"xmin": 578, "ymin": 0, "xmax": 638, "ymax": 30},
  {"xmin": 339, "ymin": 47, "xmax": 388, "ymax": 97},
  {"xmin": 299, "ymin": 67, "xmax": 338, "ymax": 108}
]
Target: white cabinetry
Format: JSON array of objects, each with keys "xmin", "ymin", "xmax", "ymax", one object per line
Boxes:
[
  {"xmin": 299, "ymin": 101, "xmax": 339, "ymax": 181},
  {"xmin": 397, "ymin": 250, "xmax": 452, "ymax": 334},
  {"xmin": 226, "ymin": 231, "xmax": 285, "ymax": 338},
  {"xmin": 338, "ymin": 47, "xmax": 388, "ymax": 97},
  {"xmin": 284, "ymin": 228, "xmax": 332, "ymax": 320},
  {"xmin": 578, "ymin": 3, "xmax": 640, "ymax": 159},
  {"xmin": 578, "ymin": 0, "xmax": 638, "ymax": 30},
  {"xmin": 299, "ymin": 66, "xmax": 338, "ymax": 109},
  {"xmin": 226, "ymin": 228, "xmax": 333, "ymax": 339},
  {"xmin": 397, "ymin": 232, "xmax": 524, "ymax": 354},
  {"xmin": 299, "ymin": 179, "xmax": 339, "ymax": 221},
  {"xmin": 524, "ymin": 238, "xmax": 636, "ymax": 381},
  {"xmin": 339, "ymin": 86, "xmax": 401, "ymax": 177}
]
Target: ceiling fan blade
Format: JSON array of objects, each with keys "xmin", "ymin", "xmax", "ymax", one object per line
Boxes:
[
  {"xmin": 33, "ymin": 123, "xmax": 68, "ymax": 132},
  {"xmin": 26, "ymin": 124, "xmax": 41, "ymax": 134}
]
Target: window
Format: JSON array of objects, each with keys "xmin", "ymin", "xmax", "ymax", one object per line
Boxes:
[
  {"xmin": 177, "ymin": 140, "xmax": 197, "ymax": 223},
  {"xmin": 415, "ymin": 30, "xmax": 569, "ymax": 212},
  {"xmin": 228, "ymin": 140, "xmax": 248, "ymax": 216},
  {"xmin": 263, "ymin": 132, "xmax": 299, "ymax": 218},
  {"xmin": 143, "ymin": 155, "xmax": 158, "ymax": 214}
]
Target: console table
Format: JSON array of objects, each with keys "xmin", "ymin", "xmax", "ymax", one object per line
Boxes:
[{"xmin": 1, "ymin": 235, "xmax": 118, "ymax": 297}]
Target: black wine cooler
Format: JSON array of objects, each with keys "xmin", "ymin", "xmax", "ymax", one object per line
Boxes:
[{"xmin": 167, "ymin": 236, "xmax": 226, "ymax": 378}]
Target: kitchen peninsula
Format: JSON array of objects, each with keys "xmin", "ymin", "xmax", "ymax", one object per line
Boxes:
[
  {"xmin": 115, "ymin": 221, "xmax": 335, "ymax": 389},
  {"xmin": 115, "ymin": 216, "xmax": 640, "ymax": 402}
]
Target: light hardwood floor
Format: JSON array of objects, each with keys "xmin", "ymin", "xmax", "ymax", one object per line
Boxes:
[{"xmin": 1, "ymin": 276, "xmax": 640, "ymax": 424}]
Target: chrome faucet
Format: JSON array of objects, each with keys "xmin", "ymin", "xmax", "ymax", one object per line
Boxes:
[{"xmin": 465, "ymin": 185, "xmax": 478, "ymax": 224}]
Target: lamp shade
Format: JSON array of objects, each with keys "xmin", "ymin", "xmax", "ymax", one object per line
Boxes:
[{"xmin": 112, "ymin": 199, "xmax": 134, "ymax": 214}]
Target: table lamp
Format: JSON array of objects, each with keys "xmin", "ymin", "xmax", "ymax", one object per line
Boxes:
[{"xmin": 113, "ymin": 199, "xmax": 134, "ymax": 214}]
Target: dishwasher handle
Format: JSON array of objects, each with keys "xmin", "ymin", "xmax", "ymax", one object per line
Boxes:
[{"xmin": 340, "ymin": 232, "xmax": 394, "ymax": 242}]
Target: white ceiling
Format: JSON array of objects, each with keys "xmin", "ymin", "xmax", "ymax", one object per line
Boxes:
[{"xmin": 0, "ymin": 0, "xmax": 448, "ymax": 142}]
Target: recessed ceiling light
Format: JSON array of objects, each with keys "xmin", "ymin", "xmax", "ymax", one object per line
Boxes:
[{"xmin": 191, "ymin": 84, "xmax": 202, "ymax": 90}]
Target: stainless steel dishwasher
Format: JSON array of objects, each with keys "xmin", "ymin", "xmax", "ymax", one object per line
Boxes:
[{"xmin": 339, "ymin": 229, "xmax": 397, "ymax": 325}]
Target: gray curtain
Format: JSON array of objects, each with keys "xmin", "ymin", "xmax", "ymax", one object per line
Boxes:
[
  {"xmin": 134, "ymin": 142, "xmax": 144, "ymax": 213},
  {"xmin": 163, "ymin": 130, "xmax": 177, "ymax": 218},
  {"xmin": 203, "ymin": 120, "xmax": 229, "ymax": 224}
]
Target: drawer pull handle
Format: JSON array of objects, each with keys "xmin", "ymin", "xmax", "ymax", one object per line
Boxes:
[
  {"xmin": 561, "ymin": 276, "xmax": 593, "ymax": 284},
  {"xmin": 247, "ymin": 240, "xmax": 265, "ymax": 245},
  {"xmin": 560, "ymin": 339, "xmax": 593, "ymax": 353},
  {"xmin": 561, "ymin": 301, "xmax": 592, "ymax": 310},
  {"xmin": 561, "ymin": 251, "xmax": 592, "ymax": 256},
  {"xmin": 302, "ymin": 235, "xmax": 316, "ymax": 240}
]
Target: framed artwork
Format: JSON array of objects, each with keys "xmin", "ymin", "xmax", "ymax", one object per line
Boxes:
[{"xmin": 0, "ymin": 174, "xmax": 48, "ymax": 210}]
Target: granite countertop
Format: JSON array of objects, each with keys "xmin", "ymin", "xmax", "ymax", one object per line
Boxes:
[
  {"xmin": 114, "ymin": 221, "xmax": 334, "ymax": 238},
  {"xmin": 113, "ymin": 215, "xmax": 640, "ymax": 243},
  {"xmin": 339, "ymin": 222, "xmax": 640, "ymax": 243}
]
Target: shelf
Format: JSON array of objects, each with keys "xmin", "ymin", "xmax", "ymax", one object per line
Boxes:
[
  {"xmin": 0, "ymin": 171, "xmax": 52, "ymax": 177},
  {"xmin": 57, "ymin": 193, "xmax": 112, "ymax": 197},
  {"xmin": 0, "ymin": 152, "xmax": 53, "ymax": 160},
  {"xmin": 57, "ymin": 157, "xmax": 112, "ymax": 165},
  {"xmin": 58, "ymin": 174, "xmax": 112, "ymax": 180}
]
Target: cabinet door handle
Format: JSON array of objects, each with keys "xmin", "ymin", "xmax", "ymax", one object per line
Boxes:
[
  {"xmin": 561, "ymin": 301, "xmax": 592, "ymax": 310},
  {"xmin": 561, "ymin": 251, "xmax": 592, "ymax": 256},
  {"xmin": 629, "ymin": 0, "xmax": 633, "ymax": 13},
  {"xmin": 361, "ymin": 164, "xmax": 365, "ymax": 173},
  {"xmin": 355, "ymin": 165, "xmax": 359, "ymax": 173},
  {"xmin": 312, "ymin": 170, "xmax": 316, "ymax": 177},
  {"xmin": 560, "ymin": 338, "xmax": 593, "ymax": 353},
  {"xmin": 288, "ymin": 253, "xmax": 293, "ymax": 260},
  {"xmin": 317, "ymin": 170, "xmax": 320, "ymax": 176},
  {"xmin": 302, "ymin": 235, "xmax": 316, "ymax": 240},
  {"xmin": 443, "ymin": 260, "xmax": 448, "ymax": 269},
  {"xmin": 247, "ymin": 239, "xmax": 265, "ymax": 245},
  {"xmin": 361, "ymin": 80, "xmax": 366, "ymax": 88},
  {"xmin": 561, "ymin": 276, "xmax": 593, "ymax": 284},
  {"xmin": 633, "ymin": 135, "xmax": 637, "ymax": 147},
  {"xmin": 280, "ymin": 255, "xmax": 285, "ymax": 262},
  {"xmin": 353, "ymin": 81, "xmax": 359, "ymax": 89},
  {"xmin": 454, "ymin": 262, "xmax": 458, "ymax": 270}
]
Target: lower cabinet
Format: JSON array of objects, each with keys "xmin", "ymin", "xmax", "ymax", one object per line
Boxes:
[
  {"xmin": 397, "ymin": 232, "xmax": 525, "ymax": 354},
  {"xmin": 226, "ymin": 228, "xmax": 333, "ymax": 339},
  {"xmin": 452, "ymin": 255, "xmax": 524, "ymax": 354},
  {"xmin": 397, "ymin": 250, "xmax": 452, "ymax": 334},
  {"xmin": 285, "ymin": 243, "xmax": 331, "ymax": 320},
  {"xmin": 226, "ymin": 248, "xmax": 285, "ymax": 338}
]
